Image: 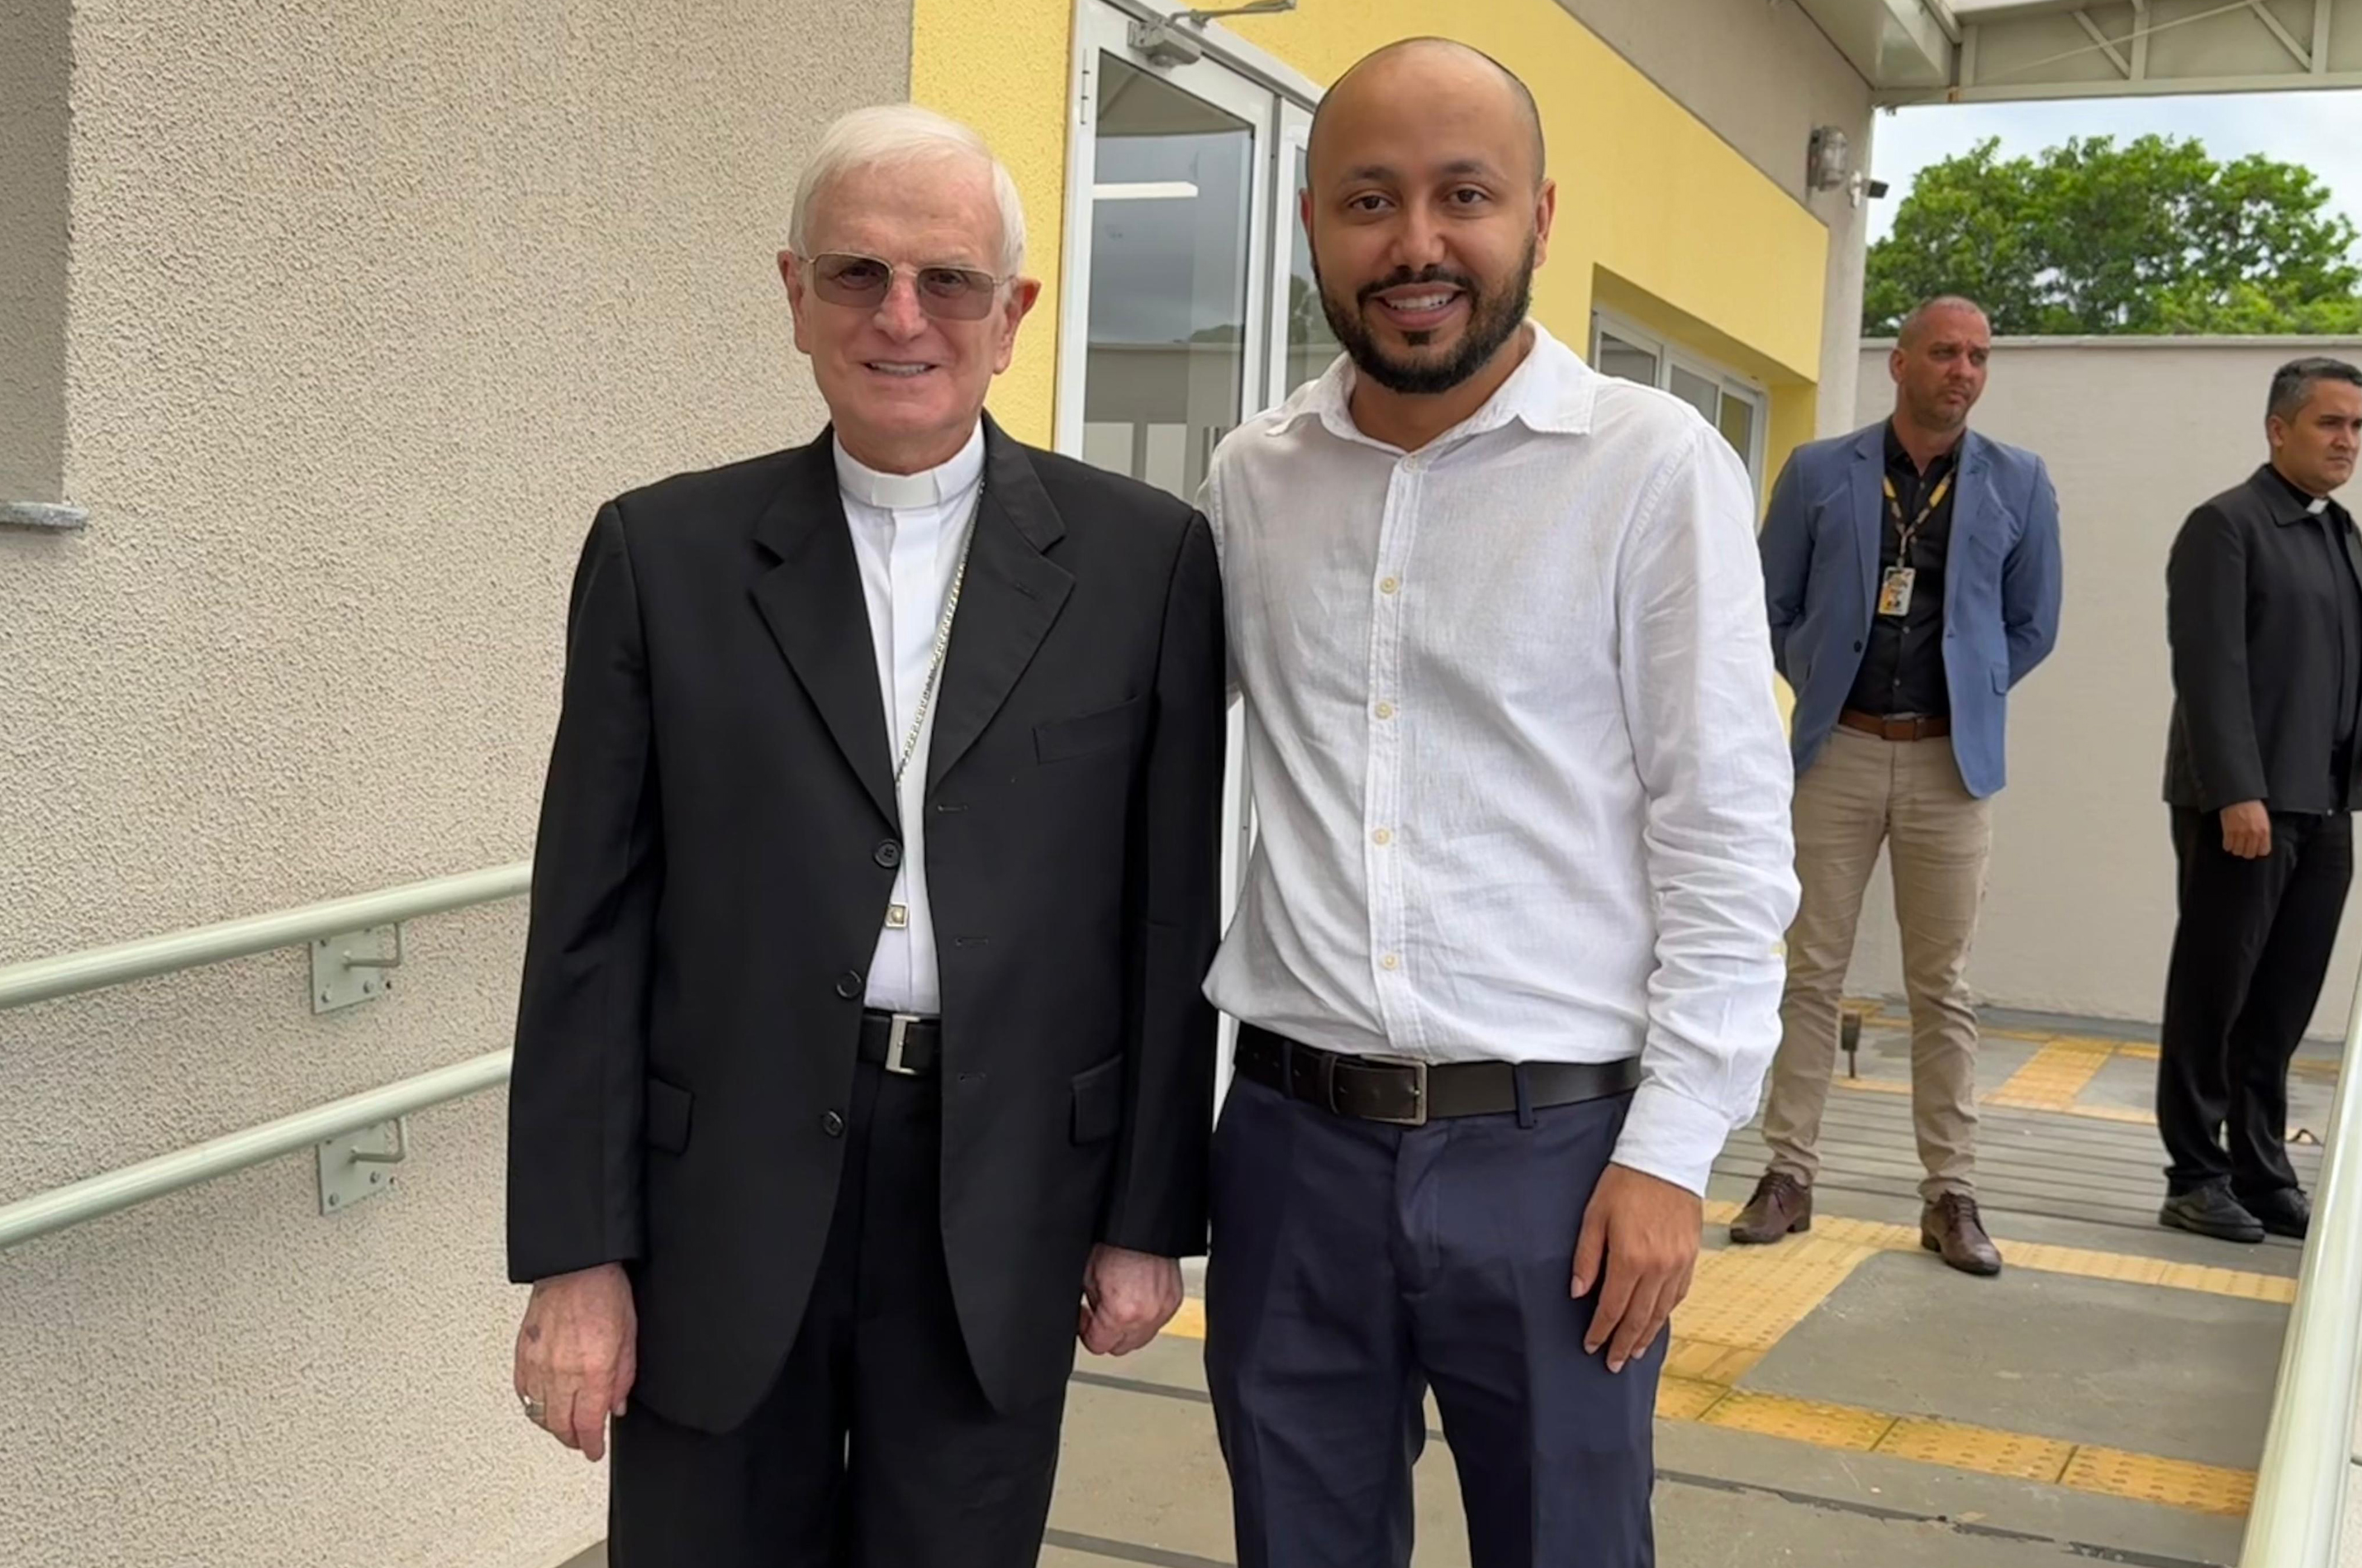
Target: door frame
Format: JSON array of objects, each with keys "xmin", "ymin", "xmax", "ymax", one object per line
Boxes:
[{"xmin": 1053, "ymin": 0, "xmax": 1294, "ymax": 466}]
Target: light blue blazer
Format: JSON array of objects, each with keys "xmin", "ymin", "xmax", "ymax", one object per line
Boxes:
[{"xmin": 1760, "ymin": 423, "xmax": 2062, "ymax": 799}]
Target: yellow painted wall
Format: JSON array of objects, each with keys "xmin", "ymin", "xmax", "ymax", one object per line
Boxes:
[
  {"xmin": 910, "ymin": 0, "xmax": 1075, "ymax": 445},
  {"xmin": 913, "ymin": 0, "xmax": 1831, "ymax": 478}
]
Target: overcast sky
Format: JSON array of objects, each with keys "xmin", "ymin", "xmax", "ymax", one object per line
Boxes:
[{"xmin": 1867, "ymin": 88, "xmax": 2362, "ymax": 247}]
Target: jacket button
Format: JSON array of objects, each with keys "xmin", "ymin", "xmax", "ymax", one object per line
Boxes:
[
  {"xmin": 834, "ymin": 971, "xmax": 863, "ymax": 1000},
  {"xmin": 874, "ymin": 839, "xmax": 902, "ymax": 870},
  {"xmin": 1852, "ymin": 640, "xmax": 1864, "ymax": 652},
  {"xmin": 820, "ymin": 1110, "xmax": 845, "ymax": 1138}
]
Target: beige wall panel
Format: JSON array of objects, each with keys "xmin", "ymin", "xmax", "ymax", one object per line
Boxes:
[
  {"xmin": 1842, "ymin": 338, "xmax": 2362, "ymax": 1036},
  {"xmin": 0, "ymin": 2, "xmax": 912, "ymax": 1565}
]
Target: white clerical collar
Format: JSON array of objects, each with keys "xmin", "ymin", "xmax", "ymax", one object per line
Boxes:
[{"xmin": 833, "ymin": 425, "xmax": 986, "ymax": 511}]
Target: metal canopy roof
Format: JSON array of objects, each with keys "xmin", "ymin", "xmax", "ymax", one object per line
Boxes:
[{"xmin": 1792, "ymin": 0, "xmax": 2362, "ymax": 102}]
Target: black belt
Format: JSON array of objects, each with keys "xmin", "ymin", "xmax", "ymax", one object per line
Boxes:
[
  {"xmin": 858, "ymin": 1010, "xmax": 943, "ymax": 1077},
  {"xmin": 1235, "ymin": 1026, "xmax": 1640, "ymax": 1127}
]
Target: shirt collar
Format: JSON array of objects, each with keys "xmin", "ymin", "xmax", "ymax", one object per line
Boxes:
[
  {"xmin": 1267, "ymin": 319, "xmax": 1599, "ymax": 452},
  {"xmin": 1883, "ymin": 419, "xmax": 1962, "ymax": 479},
  {"xmin": 833, "ymin": 423, "xmax": 986, "ymax": 511},
  {"xmin": 2257, "ymin": 463, "xmax": 2340, "ymax": 524}
]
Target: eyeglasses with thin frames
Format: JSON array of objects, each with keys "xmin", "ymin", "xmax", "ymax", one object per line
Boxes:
[{"xmin": 796, "ymin": 251, "xmax": 1010, "ymax": 322}]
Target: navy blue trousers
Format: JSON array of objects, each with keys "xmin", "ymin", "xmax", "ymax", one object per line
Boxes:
[{"xmin": 1205, "ymin": 1062, "xmax": 1656, "ymax": 1568}]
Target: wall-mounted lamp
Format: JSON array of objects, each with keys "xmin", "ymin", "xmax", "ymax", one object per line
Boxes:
[
  {"xmin": 1808, "ymin": 126, "xmax": 1889, "ymax": 209},
  {"xmin": 1807, "ymin": 126, "xmax": 1851, "ymax": 192},
  {"xmin": 1130, "ymin": 0, "xmax": 1297, "ymax": 69}
]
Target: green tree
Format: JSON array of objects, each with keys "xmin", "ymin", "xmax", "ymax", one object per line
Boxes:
[{"xmin": 1863, "ymin": 135, "xmax": 2362, "ymax": 336}]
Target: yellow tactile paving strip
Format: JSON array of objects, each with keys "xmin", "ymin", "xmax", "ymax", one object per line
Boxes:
[
  {"xmin": 1986, "ymin": 1040, "xmax": 2116, "ymax": 1111},
  {"xmin": 1830, "ymin": 1002, "xmax": 2341, "ymax": 1124},
  {"xmin": 1156, "ymin": 1204, "xmax": 2284, "ymax": 1518},
  {"xmin": 1647, "ymin": 1379, "xmax": 2255, "ymax": 1516},
  {"xmin": 1695, "ymin": 1201, "xmax": 2296, "ymax": 1304}
]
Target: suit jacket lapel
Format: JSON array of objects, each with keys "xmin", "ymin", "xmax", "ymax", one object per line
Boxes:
[
  {"xmin": 926, "ymin": 418, "xmax": 1074, "ymax": 793},
  {"xmin": 1850, "ymin": 425, "xmax": 1884, "ymax": 620},
  {"xmin": 749, "ymin": 435, "xmax": 898, "ymax": 828}
]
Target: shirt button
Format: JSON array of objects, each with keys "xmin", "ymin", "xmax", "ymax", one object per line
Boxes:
[
  {"xmin": 1375, "ymin": 702, "xmax": 1395, "ymax": 720},
  {"xmin": 1373, "ymin": 828, "xmax": 1393, "ymax": 846},
  {"xmin": 1381, "ymin": 953, "xmax": 1400, "ymax": 972},
  {"xmin": 874, "ymin": 840, "xmax": 902, "ymax": 870},
  {"xmin": 820, "ymin": 1110, "xmax": 846, "ymax": 1138},
  {"xmin": 1380, "ymin": 577, "xmax": 1400, "ymax": 596},
  {"xmin": 834, "ymin": 972, "xmax": 864, "ymax": 1000}
]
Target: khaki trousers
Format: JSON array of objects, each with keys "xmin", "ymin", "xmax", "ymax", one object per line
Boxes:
[{"xmin": 1762, "ymin": 727, "xmax": 1993, "ymax": 1200}]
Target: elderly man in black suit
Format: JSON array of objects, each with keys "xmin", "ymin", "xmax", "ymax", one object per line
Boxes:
[
  {"xmin": 2160, "ymin": 356, "xmax": 2362, "ymax": 1243},
  {"xmin": 502, "ymin": 102, "xmax": 1226, "ymax": 1566}
]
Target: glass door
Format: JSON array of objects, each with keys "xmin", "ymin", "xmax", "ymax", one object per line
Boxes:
[
  {"xmin": 1057, "ymin": 3, "xmax": 1276, "ymax": 504},
  {"xmin": 1059, "ymin": 5, "xmax": 1318, "ymax": 1109},
  {"xmin": 1262, "ymin": 102, "xmax": 1341, "ymax": 408}
]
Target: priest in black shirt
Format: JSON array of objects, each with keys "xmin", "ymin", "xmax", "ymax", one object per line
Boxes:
[{"xmin": 2158, "ymin": 356, "xmax": 2362, "ymax": 1243}]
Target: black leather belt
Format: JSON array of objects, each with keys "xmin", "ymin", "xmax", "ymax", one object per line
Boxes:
[
  {"xmin": 1236, "ymin": 1025, "xmax": 1640, "ymax": 1126},
  {"xmin": 858, "ymin": 1010, "xmax": 942, "ymax": 1077}
]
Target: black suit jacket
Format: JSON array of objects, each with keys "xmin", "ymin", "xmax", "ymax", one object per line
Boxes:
[
  {"xmin": 2165, "ymin": 464, "xmax": 2362, "ymax": 815},
  {"xmin": 505, "ymin": 418, "xmax": 1225, "ymax": 1432}
]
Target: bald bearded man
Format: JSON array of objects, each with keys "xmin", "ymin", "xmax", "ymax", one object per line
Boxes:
[{"xmin": 1196, "ymin": 39, "xmax": 1796, "ymax": 1568}]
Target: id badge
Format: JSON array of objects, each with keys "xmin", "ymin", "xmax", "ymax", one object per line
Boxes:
[{"xmin": 1877, "ymin": 566, "xmax": 1916, "ymax": 618}]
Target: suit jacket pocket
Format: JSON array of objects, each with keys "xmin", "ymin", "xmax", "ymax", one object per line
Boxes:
[
  {"xmin": 644, "ymin": 1076, "xmax": 693, "ymax": 1153},
  {"xmin": 1035, "ymin": 694, "xmax": 1147, "ymax": 765},
  {"xmin": 1070, "ymin": 1053, "xmax": 1125, "ymax": 1144}
]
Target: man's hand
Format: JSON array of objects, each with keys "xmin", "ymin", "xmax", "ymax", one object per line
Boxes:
[
  {"xmin": 1078, "ymin": 1244, "xmax": 1183, "ymax": 1357},
  {"xmin": 514, "ymin": 1262, "xmax": 637, "ymax": 1461},
  {"xmin": 2222, "ymin": 801, "xmax": 2273, "ymax": 860},
  {"xmin": 1572, "ymin": 1164, "xmax": 1702, "ymax": 1375}
]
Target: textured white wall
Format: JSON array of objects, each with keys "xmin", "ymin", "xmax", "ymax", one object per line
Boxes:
[
  {"xmin": 1842, "ymin": 338, "xmax": 2362, "ymax": 1034},
  {"xmin": 0, "ymin": 2, "xmax": 910, "ymax": 1565}
]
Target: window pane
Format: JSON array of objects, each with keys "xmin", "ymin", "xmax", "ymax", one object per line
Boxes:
[
  {"xmin": 1717, "ymin": 391, "xmax": 1757, "ymax": 467},
  {"xmin": 1669, "ymin": 363, "xmax": 1719, "ymax": 423},
  {"xmin": 1594, "ymin": 330, "xmax": 1658, "ymax": 387},
  {"xmin": 1283, "ymin": 145, "xmax": 1341, "ymax": 398},
  {"xmin": 1081, "ymin": 56, "xmax": 1254, "ymax": 501}
]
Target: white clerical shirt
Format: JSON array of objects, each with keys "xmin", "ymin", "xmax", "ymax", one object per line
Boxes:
[{"xmin": 836, "ymin": 423, "xmax": 986, "ymax": 1015}]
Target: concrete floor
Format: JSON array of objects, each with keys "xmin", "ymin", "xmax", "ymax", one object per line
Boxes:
[{"xmin": 563, "ymin": 1008, "xmax": 2343, "ymax": 1568}]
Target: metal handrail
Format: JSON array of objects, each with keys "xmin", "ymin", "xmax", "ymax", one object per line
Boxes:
[
  {"xmin": 2238, "ymin": 967, "xmax": 2362, "ymax": 1566},
  {"xmin": 0, "ymin": 861, "xmax": 533, "ymax": 1248},
  {"xmin": 0, "ymin": 1050, "xmax": 511, "ymax": 1251},
  {"xmin": 0, "ymin": 861, "xmax": 530, "ymax": 1011}
]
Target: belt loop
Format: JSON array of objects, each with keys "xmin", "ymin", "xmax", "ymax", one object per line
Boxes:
[{"xmin": 1512, "ymin": 1062, "xmax": 1536, "ymax": 1130}]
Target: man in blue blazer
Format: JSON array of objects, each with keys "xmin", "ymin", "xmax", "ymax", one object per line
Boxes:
[{"xmin": 1734, "ymin": 296, "xmax": 2062, "ymax": 1276}]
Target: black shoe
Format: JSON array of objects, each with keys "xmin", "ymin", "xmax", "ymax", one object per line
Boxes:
[
  {"xmin": 2159, "ymin": 1184, "xmax": 2265, "ymax": 1243},
  {"xmin": 2239, "ymin": 1186, "xmax": 2311, "ymax": 1240}
]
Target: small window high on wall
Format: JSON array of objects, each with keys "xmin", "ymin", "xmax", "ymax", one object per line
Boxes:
[{"xmin": 1589, "ymin": 311, "xmax": 1767, "ymax": 488}]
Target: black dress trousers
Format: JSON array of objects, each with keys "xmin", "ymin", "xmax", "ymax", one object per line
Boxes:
[
  {"xmin": 2157, "ymin": 807, "xmax": 2352, "ymax": 1198},
  {"xmin": 606, "ymin": 1059, "xmax": 1069, "ymax": 1568}
]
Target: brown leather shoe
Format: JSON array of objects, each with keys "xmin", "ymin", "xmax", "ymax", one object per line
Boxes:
[
  {"xmin": 1729, "ymin": 1171, "xmax": 1812, "ymax": 1245},
  {"xmin": 1921, "ymin": 1192, "xmax": 2002, "ymax": 1276}
]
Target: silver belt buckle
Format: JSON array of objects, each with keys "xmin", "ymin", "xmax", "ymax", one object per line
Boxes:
[
  {"xmin": 1357, "ymin": 1055, "xmax": 1429, "ymax": 1127},
  {"xmin": 882, "ymin": 1013, "xmax": 924, "ymax": 1076}
]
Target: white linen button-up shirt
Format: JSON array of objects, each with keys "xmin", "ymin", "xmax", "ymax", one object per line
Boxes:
[
  {"xmin": 1199, "ymin": 322, "xmax": 1799, "ymax": 1194},
  {"xmin": 837, "ymin": 424, "xmax": 986, "ymax": 1015}
]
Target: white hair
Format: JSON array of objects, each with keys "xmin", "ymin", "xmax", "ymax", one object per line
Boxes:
[{"xmin": 788, "ymin": 104, "xmax": 1027, "ymax": 278}]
